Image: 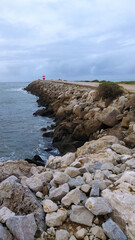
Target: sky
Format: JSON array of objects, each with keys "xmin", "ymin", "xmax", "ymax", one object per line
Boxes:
[{"xmin": 0, "ymin": 0, "xmax": 135, "ymax": 82}]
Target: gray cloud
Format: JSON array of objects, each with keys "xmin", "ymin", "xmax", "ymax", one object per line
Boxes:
[{"xmin": 0, "ymin": 0, "xmax": 135, "ymax": 81}]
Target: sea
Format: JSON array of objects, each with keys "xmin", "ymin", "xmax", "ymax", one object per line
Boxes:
[{"xmin": 0, "ymin": 82, "xmax": 58, "ymax": 163}]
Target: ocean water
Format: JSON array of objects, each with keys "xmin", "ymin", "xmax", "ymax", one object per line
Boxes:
[{"xmin": 0, "ymin": 82, "xmax": 58, "ymax": 162}]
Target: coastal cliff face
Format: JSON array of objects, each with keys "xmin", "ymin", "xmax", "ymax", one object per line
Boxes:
[{"xmin": 0, "ymin": 80, "xmax": 135, "ymax": 240}]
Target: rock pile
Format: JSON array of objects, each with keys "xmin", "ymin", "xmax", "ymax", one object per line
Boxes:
[
  {"xmin": 25, "ymin": 80, "xmax": 135, "ymax": 154},
  {"xmin": 0, "ymin": 135, "xmax": 135, "ymax": 239}
]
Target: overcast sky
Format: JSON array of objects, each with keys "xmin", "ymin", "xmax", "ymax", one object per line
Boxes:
[{"xmin": 0, "ymin": 0, "xmax": 135, "ymax": 82}]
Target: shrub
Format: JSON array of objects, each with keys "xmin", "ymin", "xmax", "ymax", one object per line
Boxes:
[{"xmin": 97, "ymin": 81, "xmax": 124, "ymax": 101}]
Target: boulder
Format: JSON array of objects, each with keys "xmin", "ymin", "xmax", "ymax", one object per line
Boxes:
[
  {"xmin": 70, "ymin": 205, "xmax": 94, "ymax": 226},
  {"xmin": 102, "ymin": 219, "xmax": 127, "ymax": 240},
  {"xmin": 61, "ymin": 188, "xmax": 81, "ymax": 207},
  {"xmin": 0, "ymin": 176, "xmax": 44, "ymax": 229},
  {"xmin": 0, "ymin": 160, "xmax": 35, "ymax": 182},
  {"xmin": 53, "ymin": 172, "xmax": 69, "ymax": 185},
  {"xmin": 0, "ymin": 223, "xmax": 13, "ymax": 240},
  {"xmin": 6, "ymin": 214, "xmax": 37, "ymax": 240},
  {"xmin": 65, "ymin": 167, "xmax": 80, "ymax": 178},
  {"xmin": 97, "ymin": 107, "xmax": 120, "ymax": 127},
  {"xmin": 42, "ymin": 199, "xmax": 58, "ymax": 213},
  {"xmin": 76, "ymin": 135, "xmax": 120, "ymax": 156},
  {"xmin": 102, "ymin": 171, "xmax": 135, "ymax": 240},
  {"xmin": 46, "ymin": 208, "xmax": 68, "ymax": 227},
  {"xmin": 0, "ymin": 207, "xmax": 15, "ymax": 223},
  {"xmin": 49, "ymin": 183, "xmax": 69, "ymax": 201},
  {"xmin": 56, "ymin": 229, "xmax": 69, "ymax": 240},
  {"xmin": 85, "ymin": 197, "xmax": 112, "ymax": 215}
]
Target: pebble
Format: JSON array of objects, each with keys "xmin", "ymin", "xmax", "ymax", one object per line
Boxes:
[
  {"xmin": 42, "ymin": 199, "xmax": 58, "ymax": 213},
  {"xmin": 76, "ymin": 228, "xmax": 87, "ymax": 239},
  {"xmin": 56, "ymin": 229, "xmax": 70, "ymax": 240}
]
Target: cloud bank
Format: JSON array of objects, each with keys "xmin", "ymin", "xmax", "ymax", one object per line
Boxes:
[{"xmin": 0, "ymin": 0, "xmax": 135, "ymax": 81}]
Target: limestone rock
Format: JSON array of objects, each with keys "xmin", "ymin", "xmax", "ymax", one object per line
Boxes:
[
  {"xmin": 6, "ymin": 213, "xmax": 37, "ymax": 240},
  {"xmin": 81, "ymin": 184, "xmax": 91, "ymax": 193},
  {"xmin": 111, "ymin": 144, "xmax": 132, "ymax": 155},
  {"xmin": 76, "ymin": 228, "xmax": 87, "ymax": 239},
  {"xmin": 102, "ymin": 171, "xmax": 135, "ymax": 240},
  {"xmin": 85, "ymin": 197, "xmax": 112, "ymax": 215},
  {"xmin": 0, "ymin": 176, "xmax": 44, "ymax": 229},
  {"xmin": 68, "ymin": 177, "xmax": 85, "ymax": 189},
  {"xmin": 46, "ymin": 208, "xmax": 68, "ymax": 227},
  {"xmin": 70, "ymin": 205, "xmax": 94, "ymax": 226},
  {"xmin": 56, "ymin": 229, "xmax": 69, "ymax": 240},
  {"xmin": 0, "ymin": 223, "xmax": 13, "ymax": 240},
  {"xmin": 65, "ymin": 167, "xmax": 80, "ymax": 178},
  {"xmin": 76, "ymin": 135, "xmax": 119, "ymax": 156},
  {"xmin": 83, "ymin": 172, "xmax": 93, "ymax": 185},
  {"xmin": 90, "ymin": 180, "xmax": 100, "ymax": 197},
  {"xmin": 97, "ymin": 107, "xmax": 120, "ymax": 127},
  {"xmin": 42, "ymin": 199, "xmax": 58, "ymax": 213},
  {"xmin": 61, "ymin": 188, "xmax": 81, "ymax": 207},
  {"xmin": 49, "ymin": 183, "xmax": 69, "ymax": 201},
  {"xmin": 25, "ymin": 174, "xmax": 43, "ymax": 192},
  {"xmin": 0, "ymin": 160, "xmax": 35, "ymax": 182},
  {"xmin": 53, "ymin": 172, "xmax": 69, "ymax": 185},
  {"xmin": 102, "ymin": 219, "xmax": 127, "ymax": 240},
  {"xmin": 91, "ymin": 226, "xmax": 106, "ymax": 240},
  {"xmin": 0, "ymin": 207, "xmax": 15, "ymax": 223}
]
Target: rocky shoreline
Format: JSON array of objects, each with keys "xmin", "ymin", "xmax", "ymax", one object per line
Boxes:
[{"xmin": 0, "ymin": 80, "xmax": 135, "ymax": 240}]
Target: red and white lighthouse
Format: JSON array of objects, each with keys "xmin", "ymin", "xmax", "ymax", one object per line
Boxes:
[{"xmin": 42, "ymin": 75, "xmax": 46, "ymax": 80}]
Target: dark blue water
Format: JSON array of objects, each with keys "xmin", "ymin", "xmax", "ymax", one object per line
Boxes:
[{"xmin": 0, "ymin": 82, "xmax": 58, "ymax": 162}]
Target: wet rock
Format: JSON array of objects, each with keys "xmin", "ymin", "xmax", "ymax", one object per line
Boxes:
[
  {"xmin": 25, "ymin": 155, "xmax": 45, "ymax": 166},
  {"xmin": 6, "ymin": 213, "xmax": 37, "ymax": 240},
  {"xmin": 102, "ymin": 218, "xmax": 127, "ymax": 240},
  {"xmin": 46, "ymin": 208, "xmax": 68, "ymax": 227},
  {"xmin": 85, "ymin": 197, "xmax": 112, "ymax": 215},
  {"xmin": 70, "ymin": 205, "xmax": 94, "ymax": 226}
]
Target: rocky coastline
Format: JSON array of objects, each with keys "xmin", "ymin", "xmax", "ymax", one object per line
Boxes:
[{"xmin": 0, "ymin": 80, "xmax": 135, "ymax": 240}]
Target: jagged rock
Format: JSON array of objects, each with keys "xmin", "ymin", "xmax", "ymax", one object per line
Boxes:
[
  {"xmin": 46, "ymin": 153, "xmax": 75, "ymax": 169},
  {"xmin": 46, "ymin": 208, "xmax": 68, "ymax": 227},
  {"xmin": 102, "ymin": 219, "xmax": 127, "ymax": 240},
  {"xmin": 102, "ymin": 171, "xmax": 135, "ymax": 240},
  {"xmin": 75, "ymin": 228, "xmax": 87, "ymax": 239},
  {"xmin": 6, "ymin": 214, "xmax": 37, "ymax": 240},
  {"xmin": 91, "ymin": 226, "xmax": 106, "ymax": 240},
  {"xmin": 0, "ymin": 176, "xmax": 44, "ymax": 229},
  {"xmin": 25, "ymin": 174, "xmax": 43, "ymax": 192},
  {"xmin": 49, "ymin": 183, "xmax": 69, "ymax": 201},
  {"xmin": 83, "ymin": 172, "xmax": 93, "ymax": 185},
  {"xmin": 70, "ymin": 205, "xmax": 94, "ymax": 226},
  {"xmin": 42, "ymin": 199, "xmax": 58, "ymax": 213},
  {"xmin": 90, "ymin": 180, "xmax": 100, "ymax": 197},
  {"xmin": 97, "ymin": 106, "xmax": 120, "ymax": 127},
  {"xmin": 61, "ymin": 188, "xmax": 81, "ymax": 207},
  {"xmin": 0, "ymin": 223, "xmax": 13, "ymax": 240},
  {"xmin": 68, "ymin": 177, "xmax": 85, "ymax": 189},
  {"xmin": 0, "ymin": 160, "xmax": 35, "ymax": 182},
  {"xmin": 81, "ymin": 184, "xmax": 91, "ymax": 193},
  {"xmin": 53, "ymin": 172, "xmax": 69, "ymax": 185},
  {"xmin": 76, "ymin": 135, "xmax": 120, "ymax": 156},
  {"xmin": 0, "ymin": 207, "xmax": 15, "ymax": 223},
  {"xmin": 65, "ymin": 167, "xmax": 80, "ymax": 178},
  {"xmin": 85, "ymin": 197, "xmax": 112, "ymax": 215},
  {"xmin": 56, "ymin": 229, "xmax": 69, "ymax": 240},
  {"xmin": 111, "ymin": 143, "xmax": 132, "ymax": 155}
]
